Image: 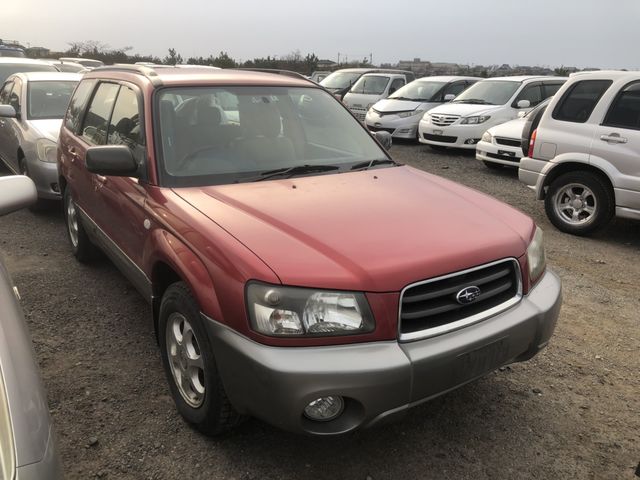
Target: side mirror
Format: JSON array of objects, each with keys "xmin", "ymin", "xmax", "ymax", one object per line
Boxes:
[
  {"xmin": 0, "ymin": 104, "xmax": 17, "ymax": 118},
  {"xmin": 517, "ymin": 99, "xmax": 531, "ymax": 109},
  {"xmin": 86, "ymin": 146, "xmax": 138, "ymax": 177},
  {"xmin": 373, "ymin": 131, "xmax": 392, "ymax": 151},
  {"xmin": 444, "ymin": 94, "xmax": 456, "ymax": 102},
  {"xmin": 0, "ymin": 176, "xmax": 37, "ymax": 216}
]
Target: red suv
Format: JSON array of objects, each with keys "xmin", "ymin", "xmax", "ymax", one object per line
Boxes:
[{"xmin": 58, "ymin": 65, "xmax": 561, "ymax": 436}]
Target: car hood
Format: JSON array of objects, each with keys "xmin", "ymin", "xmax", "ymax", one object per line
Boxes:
[
  {"xmin": 175, "ymin": 166, "xmax": 534, "ymax": 292},
  {"xmin": 373, "ymin": 99, "xmax": 432, "ymax": 113},
  {"xmin": 428, "ymin": 103, "xmax": 503, "ymax": 118},
  {"xmin": 487, "ymin": 117, "xmax": 526, "ymax": 138},
  {"xmin": 26, "ymin": 119, "xmax": 62, "ymax": 142}
]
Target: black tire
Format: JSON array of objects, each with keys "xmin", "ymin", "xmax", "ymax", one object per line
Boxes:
[
  {"xmin": 158, "ymin": 282, "xmax": 243, "ymax": 435},
  {"xmin": 544, "ymin": 171, "xmax": 614, "ymax": 236},
  {"xmin": 63, "ymin": 187, "xmax": 96, "ymax": 262},
  {"xmin": 482, "ymin": 160, "xmax": 504, "ymax": 170},
  {"xmin": 19, "ymin": 159, "xmax": 47, "ymax": 212}
]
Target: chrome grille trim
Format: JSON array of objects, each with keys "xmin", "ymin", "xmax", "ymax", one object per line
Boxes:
[
  {"xmin": 398, "ymin": 258, "xmax": 523, "ymax": 342},
  {"xmin": 430, "ymin": 114, "xmax": 460, "ymax": 126}
]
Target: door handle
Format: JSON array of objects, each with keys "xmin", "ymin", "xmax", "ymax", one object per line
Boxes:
[
  {"xmin": 600, "ymin": 133, "xmax": 628, "ymax": 144},
  {"xmin": 68, "ymin": 146, "xmax": 79, "ymax": 162}
]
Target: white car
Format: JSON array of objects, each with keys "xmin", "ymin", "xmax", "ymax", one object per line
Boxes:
[
  {"xmin": 365, "ymin": 76, "xmax": 479, "ymax": 140},
  {"xmin": 419, "ymin": 76, "xmax": 566, "ymax": 149},
  {"xmin": 343, "ymin": 72, "xmax": 413, "ymax": 122},
  {"xmin": 476, "ymin": 117, "xmax": 526, "ymax": 168}
]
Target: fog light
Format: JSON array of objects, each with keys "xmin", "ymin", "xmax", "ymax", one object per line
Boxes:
[
  {"xmin": 465, "ymin": 138, "xmax": 480, "ymax": 145},
  {"xmin": 303, "ymin": 396, "xmax": 344, "ymax": 422}
]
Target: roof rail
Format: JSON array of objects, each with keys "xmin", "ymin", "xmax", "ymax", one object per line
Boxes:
[
  {"xmin": 90, "ymin": 64, "xmax": 163, "ymax": 86},
  {"xmin": 236, "ymin": 68, "xmax": 311, "ymax": 82}
]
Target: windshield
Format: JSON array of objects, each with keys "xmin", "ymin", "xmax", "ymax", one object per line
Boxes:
[
  {"xmin": 320, "ymin": 72, "xmax": 361, "ymax": 90},
  {"xmin": 0, "ymin": 48, "xmax": 25, "ymax": 58},
  {"xmin": 156, "ymin": 86, "xmax": 388, "ymax": 187},
  {"xmin": 0, "ymin": 63, "xmax": 57, "ymax": 84},
  {"xmin": 389, "ymin": 81, "xmax": 446, "ymax": 102},
  {"xmin": 28, "ymin": 81, "xmax": 78, "ymax": 120},
  {"xmin": 453, "ymin": 80, "xmax": 521, "ymax": 105},
  {"xmin": 349, "ymin": 76, "xmax": 390, "ymax": 95}
]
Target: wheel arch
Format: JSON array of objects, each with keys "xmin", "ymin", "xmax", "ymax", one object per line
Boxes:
[{"xmin": 542, "ymin": 161, "xmax": 614, "ymax": 201}]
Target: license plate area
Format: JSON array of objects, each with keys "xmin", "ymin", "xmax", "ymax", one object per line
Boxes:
[
  {"xmin": 498, "ymin": 150, "xmax": 516, "ymax": 157},
  {"xmin": 433, "ymin": 129, "xmax": 444, "ymax": 135},
  {"xmin": 454, "ymin": 337, "xmax": 510, "ymax": 379}
]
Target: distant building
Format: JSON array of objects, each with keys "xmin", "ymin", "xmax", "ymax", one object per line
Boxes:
[
  {"xmin": 25, "ymin": 46, "xmax": 50, "ymax": 58},
  {"xmin": 317, "ymin": 59, "xmax": 337, "ymax": 69}
]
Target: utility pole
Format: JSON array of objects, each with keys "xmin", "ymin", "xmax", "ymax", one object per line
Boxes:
[
  {"xmin": 338, "ymin": 52, "xmax": 340, "ymax": 65},
  {"xmin": 370, "ymin": 53, "xmax": 373, "ymax": 65}
]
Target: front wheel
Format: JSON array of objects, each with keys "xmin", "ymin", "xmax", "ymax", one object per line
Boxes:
[
  {"xmin": 158, "ymin": 282, "xmax": 243, "ymax": 435},
  {"xmin": 544, "ymin": 171, "xmax": 614, "ymax": 236},
  {"xmin": 63, "ymin": 187, "xmax": 96, "ymax": 262}
]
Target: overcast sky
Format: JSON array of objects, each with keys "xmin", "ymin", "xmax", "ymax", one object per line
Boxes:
[{"xmin": 2, "ymin": 0, "xmax": 639, "ymax": 69}]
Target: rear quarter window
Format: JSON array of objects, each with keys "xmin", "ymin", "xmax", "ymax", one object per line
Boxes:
[{"xmin": 552, "ymin": 79, "xmax": 613, "ymax": 123}]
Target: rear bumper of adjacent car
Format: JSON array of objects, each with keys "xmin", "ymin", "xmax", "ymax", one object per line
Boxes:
[
  {"xmin": 518, "ymin": 157, "xmax": 550, "ymax": 199},
  {"xmin": 476, "ymin": 139, "xmax": 523, "ymax": 166},
  {"xmin": 204, "ymin": 269, "xmax": 562, "ymax": 435}
]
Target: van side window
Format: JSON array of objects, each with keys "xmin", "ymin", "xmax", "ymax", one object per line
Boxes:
[
  {"xmin": 64, "ymin": 79, "xmax": 97, "ymax": 133},
  {"xmin": 602, "ymin": 82, "xmax": 640, "ymax": 130},
  {"xmin": 552, "ymin": 80, "xmax": 612, "ymax": 123},
  {"xmin": 514, "ymin": 84, "xmax": 543, "ymax": 107},
  {"xmin": 81, "ymin": 82, "xmax": 120, "ymax": 145},
  {"xmin": 444, "ymin": 82, "xmax": 467, "ymax": 98},
  {"xmin": 389, "ymin": 78, "xmax": 405, "ymax": 94}
]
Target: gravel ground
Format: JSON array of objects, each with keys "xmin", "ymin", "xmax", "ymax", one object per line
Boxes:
[{"xmin": 0, "ymin": 144, "xmax": 638, "ymax": 479}]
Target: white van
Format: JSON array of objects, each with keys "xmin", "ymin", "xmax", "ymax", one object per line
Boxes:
[
  {"xmin": 343, "ymin": 72, "xmax": 414, "ymax": 121},
  {"xmin": 418, "ymin": 76, "xmax": 566, "ymax": 149},
  {"xmin": 365, "ymin": 76, "xmax": 479, "ymax": 140}
]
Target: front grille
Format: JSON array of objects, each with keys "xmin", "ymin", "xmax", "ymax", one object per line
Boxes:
[
  {"xmin": 495, "ymin": 137, "xmax": 521, "ymax": 147},
  {"xmin": 423, "ymin": 133, "xmax": 457, "ymax": 143},
  {"xmin": 367, "ymin": 125, "xmax": 395, "ymax": 134},
  {"xmin": 430, "ymin": 114, "xmax": 460, "ymax": 126},
  {"xmin": 399, "ymin": 259, "xmax": 521, "ymax": 341},
  {"xmin": 350, "ymin": 107, "xmax": 367, "ymax": 122},
  {"xmin": 486, "ymin": 152, "xmax": 521, "ymax": 163}
]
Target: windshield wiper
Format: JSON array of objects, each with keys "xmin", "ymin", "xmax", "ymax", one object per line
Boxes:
[
  {"xmin": 350, "ymin": 159, "xmax": 400, "ymax": 171},
  {"xmin": 247, "ymin": 164, "xmax": 340, "ymax": 182},
  {"xmin": 452, "ymin": 98, "xmax": 494, "ymax": 105}
]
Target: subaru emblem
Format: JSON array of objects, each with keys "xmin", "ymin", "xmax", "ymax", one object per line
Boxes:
[{"xmin": 456, "ymin": 286, "xmax": 481, "ymax": 305}]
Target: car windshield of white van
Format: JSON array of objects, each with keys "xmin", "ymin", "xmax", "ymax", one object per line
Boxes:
[
  {"xmin": 389, "ymin": 81, "xmax": 446, "ymax": 102},
  {"xmin": 156, "ymin": 86, "xmax": 392, "ymax": 187},
  {"xmin": 452, "ymin": 80, "xmax": 521, "ymax": 106},
  {"xmin": 350, "ymin": 76, "xmax": 390, "ymax": 95}
]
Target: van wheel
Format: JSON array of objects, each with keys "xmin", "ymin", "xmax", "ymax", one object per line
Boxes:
[
  {"xmin": 158, "ymin": 282, "xmax": 243, "ymax": 435},
  {"xmin": 544, "ymin": 171, "xmax": 614, "ymax": 235},
  {"xmin": 63, "ymin": 187, "xmax": 96, "ymax": 262}
]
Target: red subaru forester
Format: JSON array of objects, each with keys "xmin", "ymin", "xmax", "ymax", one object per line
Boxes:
[{"xmin": 57, "ymin": 65, "xmax": 561, "ymax": 436}]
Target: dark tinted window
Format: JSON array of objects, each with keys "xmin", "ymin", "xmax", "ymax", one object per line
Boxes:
[
  {"xmin": 107, "ymin": 86, "xmax": 143, "ymax": 148},
  {"xmin": 603, "ymin": 82, "xmax": 640, "ymax": 130},
  {"xmin": 0, "ymin": 81, "xmax": 13, "ymax": 104},
  {"xmin": 543, "ymin": 83, "xmax": 564, "ymax": 98},
  {"xmin": 389, "ymin": 78, "xmax": 405, "ymax": 94},
  {"xmin": 444, "ymin": 82, "xmax": 467, "ymax": 97},
  {"xmin": 552, "ymin": 80, "xmax": 612, "ymax": 123},
  {"xmin": 81, "ymin": 82, "xmax": 119, "ymax": 145},
  {"xmin": 28, "ymin": 81, "xmax": 78, "ymax": 120},
  {"xmin": 514, "ymin": 84, "xmax": 542, "ymax": 107},
  {"xmin": 64, "ymin": 79, "xmax": 96, "ymax": 132}
]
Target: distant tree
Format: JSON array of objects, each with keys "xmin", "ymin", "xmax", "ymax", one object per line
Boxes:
[
  {"xmin": 554, "ymin": 66, "xmax": 569, "ymax": 76},
  {"xmin": 211, "ymin": 51, "xmax": 236, "ymax": 68},
  {"xmin": 163, "ymin": 48, "xmax": 184, "ymax": 65}
]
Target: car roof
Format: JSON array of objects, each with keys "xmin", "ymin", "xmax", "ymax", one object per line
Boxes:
[
  {"xmin": 11, "ymin": 71, "xmax": 83, "ymax": 82},
  {"xmin": 482, "ymin": 75, "xmax": 565, "ymax": 82},
  {"xmin": 329, "ymin": 68, "xmax": 413, "ymax": 74},
  {"xmin": 414, "ymin": 75, "xmax": 480, "ymax": 82},
  {"xmin": 84, "ymin": 66, "xmax": 315, "ymax": 88},
  {"xmin": 568, "ymin": 70, "xmax": 639, "ymax": 80},
  {"xmin": 0, "ymin": 57, "xmax": 57, "ymax": 66}
]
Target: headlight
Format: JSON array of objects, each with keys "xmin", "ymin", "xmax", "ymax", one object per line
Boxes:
[
  {"xmin": 398, "ymin": 109, "xmax": 425, "ymax": 118},
  {"xmin": 460, "ymin": 115, "xmax": 491, "ymax": 125},
  {"xmin": 526, "ymin": 227, "xmax": 546, "ymax": 284},
  {"xmin": 36, "ymin": 138, "xmax": 57, "ymax": 163},
  {"xmin": 247, "ymin": 282, "xmax": 375, "ymax": 337},
  {"xmin": 422, "ymin": 114, "xmax": 432, "ymax": 124},
  {"xmin": 481, "ymin": 131, "xmax": 493, "ymax": 143}
]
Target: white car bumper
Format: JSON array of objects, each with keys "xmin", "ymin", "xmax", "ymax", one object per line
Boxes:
[
  {"xmin": 418, "ymin": 121, "xmax": 487, "ymax": 149},
  {"xmin": 365, "ymin": 112, "xmax": 420, "ymax": 139},
  {"xmin": 476, "ymin": 138, "xmax": 524, "ymax": 167}
]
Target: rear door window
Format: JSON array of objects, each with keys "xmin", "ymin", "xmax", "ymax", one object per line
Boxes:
[
  {"xmin": 602, "ymin": 81, "xmax": 640, "ymax": 130},
  {"xmin": 552, "ymin": 80, "xmax": 613, "ymax": 123},
  {"xmin": 64, "ymin": 79, "xmax": 97, "ymax": 133},
  {"xmin": 81, "ymin": 82, "xmax": 120, "ymax": 145}
]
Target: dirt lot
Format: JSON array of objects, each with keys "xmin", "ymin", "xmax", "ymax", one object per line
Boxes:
[{"xmin": 1, "ymin": 144, "xmax": 638, "ymax": 479}]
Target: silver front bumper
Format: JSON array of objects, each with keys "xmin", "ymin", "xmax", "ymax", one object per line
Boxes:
[{"xmin": 205, "ymin": 270, "xmax": 562, "ymax": 435}]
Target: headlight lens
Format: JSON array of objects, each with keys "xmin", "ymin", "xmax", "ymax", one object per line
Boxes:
[
  {"xmin": 461, "ymin": 115, "xmax": 491, "ymax": 125},
  {"xmin": 527, "ymin": 227, "xmax": 546, "ymax": 284},
  {"xmin": 36, "ymin": 138, "xmax": 57, "ymax": 163},
  {"xmin": 481, "ymin": 131, "xmax": 493, "ymax": 143},
  {"xmin": 422, "ymin": 114, "xmax": 432, "ymax": 124},
  {"xmin": 247, "ymin": 283, "xmax": 375, "ymax": 337},
  {"xmin": 398, "ymin": 109, "xmax": 425, "ymax": 118}
]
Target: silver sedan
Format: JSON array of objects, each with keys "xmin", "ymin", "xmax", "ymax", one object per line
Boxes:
[{"xmin": 0, "ymin": 72, "xmax": 81, "ymax": 208}]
